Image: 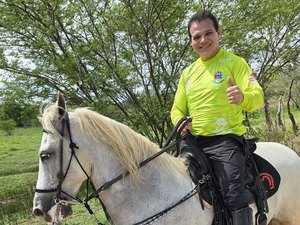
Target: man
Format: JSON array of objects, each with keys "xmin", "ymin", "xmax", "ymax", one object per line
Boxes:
[{"xmin": 170, "ymin": 10, "xmax": 264, "ymax": 225}]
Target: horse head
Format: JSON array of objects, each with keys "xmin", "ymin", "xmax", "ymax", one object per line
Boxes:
[{"xmin": 33, "ymin": 92, "xmax": 89, "ymax": 224}]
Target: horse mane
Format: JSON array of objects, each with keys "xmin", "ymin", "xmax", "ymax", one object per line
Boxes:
[
  {"xmin": 38, "ymin": 104, "xmax": 64, "ymax": 138},
  {"xmin": 74, "ymin": 108, "xmax": 187, "ymax": 180},
  {"xmin": 39, "ymin": 105, "xmax": 187, "ymax": 181}
]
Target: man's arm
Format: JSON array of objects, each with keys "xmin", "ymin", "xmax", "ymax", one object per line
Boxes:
[
  {"xmin": 231, "ymin": 58, "xmax": 264, "ymax": 112},
  {"xmin": 170, "ymin": 74, "xmax": 188, "ymax": 125}
]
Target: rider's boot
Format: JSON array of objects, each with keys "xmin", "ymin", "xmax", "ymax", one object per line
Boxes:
[{"xmin": 231, "ymin": 207, "xmax": 253, "ymax": 225}]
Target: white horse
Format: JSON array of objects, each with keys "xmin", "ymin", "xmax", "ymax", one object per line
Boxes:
[{"xmin": 33, "ymin": 93, "xmax": 300, "ymax": 225}]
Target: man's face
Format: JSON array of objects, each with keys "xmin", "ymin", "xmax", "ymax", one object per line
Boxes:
[{"xmin": 189, "ymin": 19, "xmax": 221, "ymax": 61}]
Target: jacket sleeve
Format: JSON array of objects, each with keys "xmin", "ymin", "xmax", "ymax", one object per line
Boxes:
[
  {"xmin": 170, "ymin": 73, "xmax": 188, "ymax": 125},
  {"xmin": 233, "ymin": 58, "xmax": 264, "ymax": 112}
]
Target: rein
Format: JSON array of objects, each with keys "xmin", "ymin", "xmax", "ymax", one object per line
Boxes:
[
  {"xmin": 36, "ymin": 114, "xmax": 194, "ymax": 225},
  {"xmin": 85, "ymin": 116, "xmax": 192, "ymax": 202}
]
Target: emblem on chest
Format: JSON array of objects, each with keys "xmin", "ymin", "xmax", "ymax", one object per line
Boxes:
[{"xmin": 212, "ymin": 71, "xmax": 224, "ymax": 84}]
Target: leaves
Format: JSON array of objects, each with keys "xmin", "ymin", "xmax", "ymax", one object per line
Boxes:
[{"xmin": 0, "ymin": 0, "xmax": 299, "ymax": 144}]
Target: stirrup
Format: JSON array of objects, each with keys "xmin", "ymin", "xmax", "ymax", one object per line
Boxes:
[{"xmin": 256, "ymin": 212, "xmax": 267, "ymax": 225}]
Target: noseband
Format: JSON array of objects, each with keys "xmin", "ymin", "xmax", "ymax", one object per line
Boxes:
[{"xmin": 35, "ymin": 115, "xmax": 198, "ymax": 225}]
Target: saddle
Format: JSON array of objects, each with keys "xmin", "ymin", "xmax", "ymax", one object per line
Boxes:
[{"xmin": 180, "ymin": 139, "xmax": 281, "ymax": 225}]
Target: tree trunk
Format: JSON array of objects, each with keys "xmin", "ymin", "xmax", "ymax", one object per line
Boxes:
[
  {"xmin": 276, "ymin": 95, "xmax": 285, "ymax": 131},
  {"xmin": 264, "ymin": 92, "xmax": 274, "ymax": 131},
  {"xmin": 287, "ymin": 79, "xmax": 299, "ymax": 135},
  {"xmin": 291, "ymin": 96, "xmax": 300, "ymax": 109}
]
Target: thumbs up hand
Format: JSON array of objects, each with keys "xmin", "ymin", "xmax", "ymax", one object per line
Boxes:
[{"xmin": 226, "ymin": 77, "xmax": 244, "ymax": 105}]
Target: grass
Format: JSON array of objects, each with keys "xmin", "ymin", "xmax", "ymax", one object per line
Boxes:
[
  {"xmin": 0, "ymin": 127, "xmax": 41, "ymax": 177},
  {"xmin": 13, "ymin": 199, "xmax": 109, "ymax": 225},
  {"xmin": 0, "ymin": 127, "xmax": 41, "ymax": 225},
  {"xmin": 0, "ymin": 173, "xmax": 37, "ymax": 225}
]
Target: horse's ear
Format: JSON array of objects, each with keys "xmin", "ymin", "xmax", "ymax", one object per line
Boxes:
[{"xmin": 56, "ymin": 92, "xmax": 66, "ymax": 118}]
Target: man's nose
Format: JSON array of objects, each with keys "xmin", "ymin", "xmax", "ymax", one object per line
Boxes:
[{"xmin": 199, "ymin": 35, "xmax": 207, "ymax": 43}]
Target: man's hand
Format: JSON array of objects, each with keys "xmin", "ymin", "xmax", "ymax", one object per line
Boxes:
[
  {"xmin": 179, "ymin": 122, "xmax": 192, "ymax": 135},
  {"xmin": 227, "ymin": 77, "xmax": 244, "ymax": 105}
]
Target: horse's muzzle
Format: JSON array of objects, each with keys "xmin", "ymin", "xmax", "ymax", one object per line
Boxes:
[
  {"xmin": 33, "ymin": 195, "xmax": 73, "ymax": 223},
  {"xmin": 32, "ymin": 207, "xmax": 53, "ymax": 222}
]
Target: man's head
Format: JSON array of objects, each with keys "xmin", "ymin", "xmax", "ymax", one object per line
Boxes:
[
  {"xmin": 188, "ymin": 11, "xmax": 219, "ymax": 39},
  {"xmin": 188, "ymin": 11, "xmax": 221, "ymax": 61}
]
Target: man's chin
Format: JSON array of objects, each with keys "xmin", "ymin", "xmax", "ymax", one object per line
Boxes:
[{"xmin": 197, "ymin": 47, "xmax": 220, "ymax": 61}]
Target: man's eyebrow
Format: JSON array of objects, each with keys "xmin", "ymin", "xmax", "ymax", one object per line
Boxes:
[{"xmin": 192, "ymin": 29, "xmax": 213, "ymax": 36}]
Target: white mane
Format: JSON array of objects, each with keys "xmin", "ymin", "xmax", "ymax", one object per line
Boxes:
[{"xmin": 74, "ymin": 108, "xmax": 187, "ymax": 180}]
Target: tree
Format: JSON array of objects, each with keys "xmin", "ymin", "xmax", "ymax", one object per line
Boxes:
[
  {"xmin": 287, "ymin": 79, "xmax": 299, "ymax": 135},
  {"xmin": 0, "ymin": 0, "xmax": 193, "ymax": 146},
  {"xmin": 0, "ymin": 87, "xmax": 40, "ymax": 127},
  {"xmin": 0, "ymin": 0, "xmax": 299, "ymax": 144},
  {"xmin": 220, "ymin": 0, "xmax": 300, "ymax": 130},
  {"xmin": 0, "ymin": 119, "xmax": 16, "ymax": 135},
  {"xmin": 267, "ymin": 68, "xmax": 300, "ymax": 134}
]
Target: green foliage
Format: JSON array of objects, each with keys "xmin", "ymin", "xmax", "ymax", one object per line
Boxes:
[
  {"xmin": 0, "ymin": 91, "xmax": 40, "ymax": 128},
  {"xmin": 0, "ymin": 0, "xmax": 299, "ymax": 145},
  {"xmin": 245, "ymin": 107, "xmax": 300, "ymax": 153},
  {"xmin": 219, "ymin": 0, "xmax": 300, "ymax": 87},
  {"xmin": 0, "ymin": 0, "xmax": 196, "ymax": 145},
  {"xmin": 266, "ymin": 69, "xmax": 300, "ymax": 105},
  {"xmin": 247, "ymin": 126, "xmax": 300, "ymax": 154},
  {"xmin": 0, "ymin": 119, "xmax": 16, "ymax": 135}
]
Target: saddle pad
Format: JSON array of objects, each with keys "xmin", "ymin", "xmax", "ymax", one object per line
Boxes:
[
  {"xmin": 188, "ymin": 152, "xmax": 281, "ymax": 205},
  {"xmin": 253, "ymin": 153, "xmax": 281, "ymax": 198}
]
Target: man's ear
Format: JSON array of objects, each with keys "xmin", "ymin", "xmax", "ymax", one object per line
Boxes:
[{"xmin": 217, "ymin": 28, "xmax": 222, "ymax": 40}]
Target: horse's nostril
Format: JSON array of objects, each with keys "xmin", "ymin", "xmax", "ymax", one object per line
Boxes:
[{"xmin": 33, "ymin": 208, "xmax": 44, "ymax": 217}]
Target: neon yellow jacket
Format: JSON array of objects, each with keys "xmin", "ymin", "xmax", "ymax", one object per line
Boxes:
[{"xmin": 171, "ymin": 49, "xmax": 264, "ymax": 136}]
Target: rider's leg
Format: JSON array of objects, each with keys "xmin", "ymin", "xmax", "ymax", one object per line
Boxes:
[
  {"xmin": 206, "ymin": 138, "xmax": 253, "ymax": 225},
  {"xmin": 231, "ymin": 207, "xmax": 253, "ymax": 225},
  {"xmin": 181, "ymin": 133, "xmax": 253, "ymax": 224}
]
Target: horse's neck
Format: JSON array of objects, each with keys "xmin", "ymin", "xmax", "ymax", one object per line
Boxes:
[
  {"xmin": 71, "ymin": 116, "xmax": 213, "ymax": 225},
  {"xmin": 98, "ymin": 160, "xmax": 192, "ymax": 224},
  {"xmin": 89, "ymin": 147, "xmax": 212, "ymax": 225},
  {"xmin": 88, "ymin": 140, "xmax": 125, "ymax": 184}
]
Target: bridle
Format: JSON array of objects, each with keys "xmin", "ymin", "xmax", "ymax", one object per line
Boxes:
[
  {"xmin": 35, "ymin": 114, "xmax": 197, "ymax": 225},
  {"xmin": 35, "ymin": 113, "xmax": 84, "ymax": 201}
]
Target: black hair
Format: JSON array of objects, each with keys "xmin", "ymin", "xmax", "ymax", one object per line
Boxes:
[{"xmin": 187, "ymin": 10, "xmax": 219, "ymax": 40}]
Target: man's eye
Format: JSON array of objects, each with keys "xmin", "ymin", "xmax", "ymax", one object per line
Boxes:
[
  {"xmin": 193, "ymin": 36, "xmax": 201, "ymax": 40},
  {"xmin": 40, "ymin": 153, "xmax": 51, "ymax": 161}
]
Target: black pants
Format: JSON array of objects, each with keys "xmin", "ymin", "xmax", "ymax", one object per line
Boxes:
[{"xmin": 181, "ymin": 132, "xmax": 252, "ymax": 211}]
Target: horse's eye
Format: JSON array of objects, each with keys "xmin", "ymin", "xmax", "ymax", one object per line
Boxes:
[{"xmin": 40, "ymin": 153, "xmax": 51, "ymax": 161}]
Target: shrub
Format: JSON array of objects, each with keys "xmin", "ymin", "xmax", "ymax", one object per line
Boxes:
[{"xmin": 0, "ymin": 119, "xmax": 17, "ymax": 135}]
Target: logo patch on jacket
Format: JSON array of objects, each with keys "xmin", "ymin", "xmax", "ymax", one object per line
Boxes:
[{"xmin": 212, "ymin": 71, "xmax": 224, "ymax": 84}]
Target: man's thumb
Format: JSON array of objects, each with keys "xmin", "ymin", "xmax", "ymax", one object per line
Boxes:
[{"xmin": 227, "ymin": 77, "xmax": 234, "ymax": 87}]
